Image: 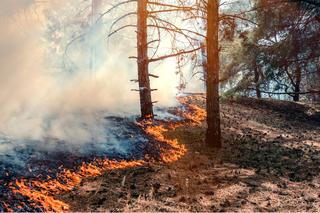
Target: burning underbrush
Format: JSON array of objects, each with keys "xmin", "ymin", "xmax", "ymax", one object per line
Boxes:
[
  {"xmin": 0, "ymin": 96, "xmax": 205, "ymax": 212},
  {"xmin": 0, "ymin": 116, "xmax": 149, "ymax": 212}
]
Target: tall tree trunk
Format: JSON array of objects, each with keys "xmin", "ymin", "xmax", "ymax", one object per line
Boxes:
[
  {"xmin": 201, "ymin": 42, "xmax": 208, "ymax": 88},
  {"xmin": 293, "ymin": 66, "xmax": 301, "ymax": 102},
  {"xmin": 206, "ymin": 0, "xmax": 221, "ymax": 148},
  {"xmin": 90, "ymin": 0, "xmax": 102, "ymax": 71},
  {"xmin": 137, "ymin": 0, "xmax": 154, "ymax": 119},
  {"xmin": 92, "ymin": 0, "xmax": 102, "ymax": 19},
  {"xmin": 253, "ymin": 60, "xmax": 261, "ymax": 99}
]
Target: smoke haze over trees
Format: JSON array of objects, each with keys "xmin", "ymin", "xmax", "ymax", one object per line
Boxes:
[{"xmin": 0, "ymin": 1, "xmax": 319, "ymax": 211}]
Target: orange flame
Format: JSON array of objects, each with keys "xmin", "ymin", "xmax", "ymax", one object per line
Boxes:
[
  {"xmin": 143, "ymin": 124, "xmax": 187, "ymax": 163},
  {"xmin": 11, "ymin": 160, "xmax": 144, "ymax": 212},
  {"xmin": 176, "ymin": 96, "xmax": 207, "ymax": 125},
  {"xmin": 10, "ymin": 95, "xmax": 205, "ymax": 212}
]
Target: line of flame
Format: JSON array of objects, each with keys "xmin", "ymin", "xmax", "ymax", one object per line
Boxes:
[{"xmin": 8, "ymin": 95, "xmax": 205, "ymax": 212}]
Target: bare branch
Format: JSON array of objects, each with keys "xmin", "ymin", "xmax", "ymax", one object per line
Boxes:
[
  {"xmin": 108, "ymin": 24, "xmax": 137, "ymax": 37},
  {"xmin": 149, "ymin": 46, "xmax": 202, "ymax": 63}
]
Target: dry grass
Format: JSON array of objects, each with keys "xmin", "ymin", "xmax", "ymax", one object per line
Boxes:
[{"xmin": 59, "ymin": 97, "xmax": 320, "ymax": 212}]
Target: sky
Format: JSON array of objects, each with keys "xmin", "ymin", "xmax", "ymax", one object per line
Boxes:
[{"xmin": 0, "ymin": 0, "xmax": 34, "ymax": 18}]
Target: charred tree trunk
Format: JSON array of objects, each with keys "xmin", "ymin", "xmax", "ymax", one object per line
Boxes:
[
  {"xmin": 206, "ymin": 0, "xmax": 221, "ymax": 148},
  {"xmin": 253, "ymin": 60, "xmax": 261, "ymax": 99},
  {"xmin": 137, "ymin": 0, "xmax": 154, "ymax": 119},
  {"xmin": 293, "ymin": 66, "xmax": 302, "ymax": 102}
]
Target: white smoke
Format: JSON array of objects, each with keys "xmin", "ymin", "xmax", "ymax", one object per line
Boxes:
[{"xmin": 0, "ymin": 0, "xmax": 185, "ymax": 150}]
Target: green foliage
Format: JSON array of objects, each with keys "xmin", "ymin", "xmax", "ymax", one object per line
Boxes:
[{"xmin": 221, "ymin": 0, "xmax": 320, "ymax": 101}]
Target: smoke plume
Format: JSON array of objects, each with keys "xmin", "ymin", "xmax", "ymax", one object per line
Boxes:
[{"xmin": 0, "ymin": 0, "xmax": 180, "ymax": 151}]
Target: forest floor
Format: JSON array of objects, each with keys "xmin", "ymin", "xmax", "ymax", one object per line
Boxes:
[{"xmin": 59, "ymin": 96, "xmax": 320, "ymax": 212}]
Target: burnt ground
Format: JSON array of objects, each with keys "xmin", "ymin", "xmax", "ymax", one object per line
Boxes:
[
  {"xmin": 0, "ymin": 116, "xmax": 149, "ymax": 212},
  {"xmin": 59, "ymin": 97, "xmax": 320, "ymax": 212}
]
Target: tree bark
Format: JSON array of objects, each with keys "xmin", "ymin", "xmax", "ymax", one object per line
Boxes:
[
  {"xmin": 206, "ymin": 0, "xmax": 222, "ymax": 148},
  {"xmin": 137, "ymin": 0, "xmax": 154, "ymax": 119},
  {"xmin": 293, "ymin": 66, "xmax": 302, "ymax": 102},
  {"xmin": 92, "ymin": 0, "xmax": 102, "ymax": 19},
  {"xmin": 253, "ymin": 60, "xmax": 262, "ymax": 99},
  {"xmin": 90, "ymin": 0, "xmax": 102, "ymax": 71},
  {"xmin": 201, "ymin": 42, "xmax": 208, "ymax": 86}
]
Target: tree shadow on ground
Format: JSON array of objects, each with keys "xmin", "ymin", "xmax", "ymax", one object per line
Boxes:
[
  {"xmin": 221, "ymin": 133, "xmax": 320, "ymax": 182},
  {"xmin": 212, "ymin": 126, "xmax": 320, "ymax": 211},
  {"xmin": 233, "ymin": 97, "xmax": 320, "ymax": 127}
]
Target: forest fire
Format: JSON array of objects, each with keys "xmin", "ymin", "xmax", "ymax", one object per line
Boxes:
[
  {"xmin": 1, "ymin": 0, "xmax": 319, "ymax": 211},
  {"xmin": 143, "ymin": 123, "xmax": 186, "ymax": 163},
  {"xmin": 10, "ymin": 160, "xmax": 144, "ymax": 212},
  {"xmin": 176, "ymin": 95, "xmax": 207, "ymax": 125},
  {"xmin": 1, "ymin": 96, "xmax": 206, "ymax": 212}
]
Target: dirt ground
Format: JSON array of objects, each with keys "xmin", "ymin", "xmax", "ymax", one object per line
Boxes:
[{"xmin": 59, "ymin": 97, "xmax": 320, "ymax": 212}]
